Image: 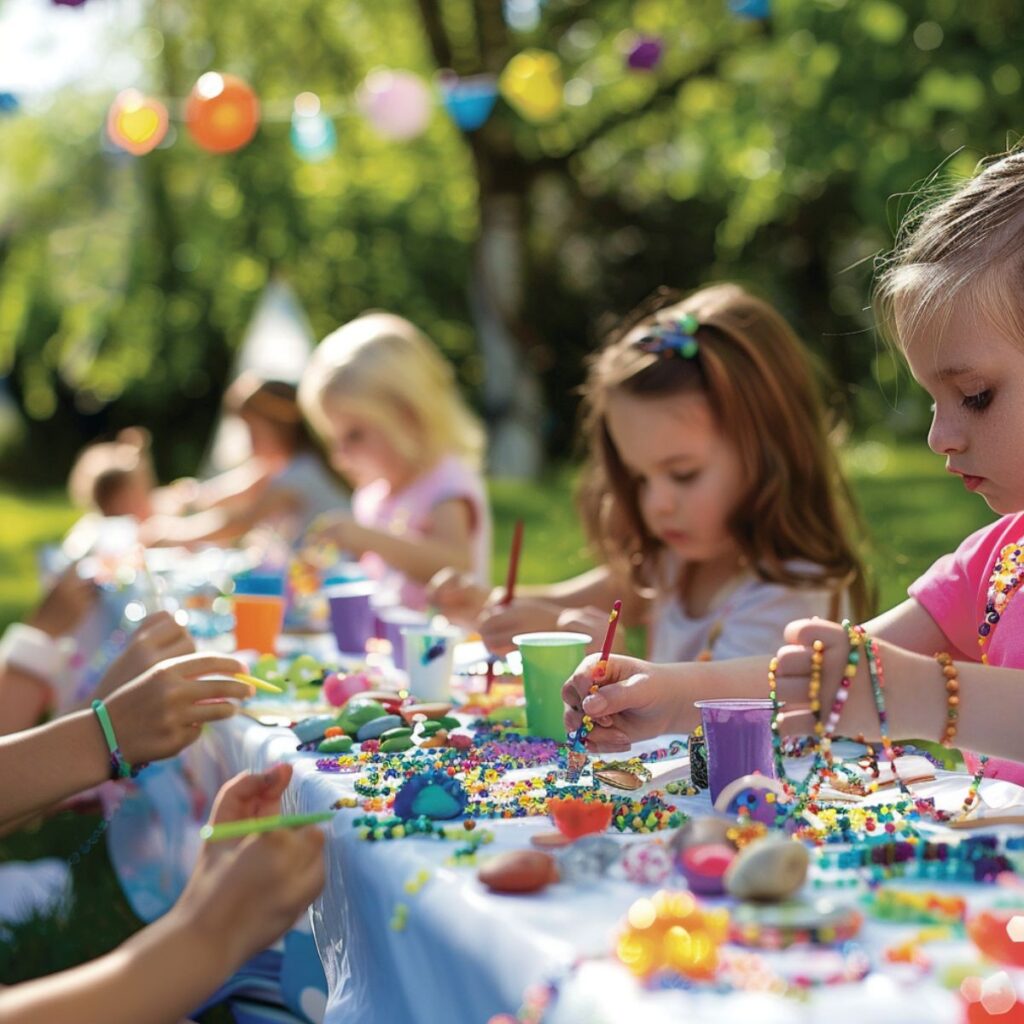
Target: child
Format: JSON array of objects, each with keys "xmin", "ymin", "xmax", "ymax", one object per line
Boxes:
[
  {"xmin": 67, "ymin": 427, "xmax": 158, "ymax": 521},
  {"xmin": 299, "ymin": 312, "xmax": 491, "ymax": 610},
  {"xmin": 1, "ymin": 761, "xmax": 325, "ymax": 1024},
  {"xmin": 435, "ymin": 284, "xmax": 869, "ymax": 661},
  {"xmin": 140, "ymin": 373, "xmax": 349, "ymax": 548},
  {"xmin": 563, "ymin": 153, "xmax": 1024, "ymax": 773}
]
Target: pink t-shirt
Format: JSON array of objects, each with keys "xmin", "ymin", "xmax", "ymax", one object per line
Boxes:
[
  {"xmin": 352, "ymin": 454, "xmax": 491, "ymax": 610},
  {"xmin": 909, "ymin": 511, "xmax": 1024, "ymax": 784}
]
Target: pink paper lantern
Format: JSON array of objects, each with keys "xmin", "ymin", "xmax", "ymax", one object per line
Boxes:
[{"xmin": 357, "ymin": 69, "xmax": 432, "ymax": 141}]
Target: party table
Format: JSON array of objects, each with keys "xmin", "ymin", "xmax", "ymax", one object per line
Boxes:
[{"xmin": 188, "ymin": 701, "xmax": 1024, "ymax": 1024}]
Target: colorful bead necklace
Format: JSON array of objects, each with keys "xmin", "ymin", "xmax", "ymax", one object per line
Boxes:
[{"xmin": 978, "ymin": 541, "xmax": 1024, "ymax": 663}]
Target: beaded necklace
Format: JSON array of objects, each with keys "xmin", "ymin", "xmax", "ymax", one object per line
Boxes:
[{"xmin": 978, "ymin": 541, "xmax": 1024, "ymax": 663}]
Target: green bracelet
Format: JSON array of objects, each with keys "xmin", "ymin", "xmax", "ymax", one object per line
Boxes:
[{"xmin": 91, "ymin": 699, "xmax": 133, "ymax": 780}]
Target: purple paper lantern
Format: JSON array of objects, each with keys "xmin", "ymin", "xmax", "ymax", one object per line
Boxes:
[{"xmin": 626, "ymin": 35, "xmax": 664, "ymax": 72}]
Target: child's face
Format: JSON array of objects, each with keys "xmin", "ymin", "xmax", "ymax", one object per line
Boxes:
[
  {"xmin": 904, "ymin": 304, "xmax": 1024, "ymax": 515},
  {"xmin": 324, "ymin": 406, "xmax": 412, "ymax": 489},
  {"xmin": 605, "ymin": 389, "xmax": 745, "ymax": 563},
  {"xmin": 104, "ymin": 473, "xmax": 154, "ymax": 520}
]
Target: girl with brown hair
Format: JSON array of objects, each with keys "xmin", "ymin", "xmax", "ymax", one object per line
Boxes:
[{"xmin": 434, "ymin": 282, "xmax": 869, "ymax": 662}]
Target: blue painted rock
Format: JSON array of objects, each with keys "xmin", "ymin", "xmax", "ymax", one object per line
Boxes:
[
  {"xmin": 356, "ymin": 714, "xmax": 404, "ymax": 742},
  {"xmin": 293, "ymin": 714, "xmax": 340, "ymax": 746}
]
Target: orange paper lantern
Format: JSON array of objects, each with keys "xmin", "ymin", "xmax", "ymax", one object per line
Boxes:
[
  {"xmin": 185, "ymin": 72, "xmax": 260, "ymax": 154},
  {"xmin": 106, "ymin": 89, "xmax": 168, "ymax": 156}
]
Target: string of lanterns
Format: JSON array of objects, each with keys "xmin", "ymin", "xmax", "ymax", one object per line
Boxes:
[{"xmin": 3, "ymin": 0, "xmax": 770, "ymax": 159}]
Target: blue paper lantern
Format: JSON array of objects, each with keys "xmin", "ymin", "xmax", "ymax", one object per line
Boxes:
[
  {"xmin": 729, "ymin": 0, "xmax": 770, "ymax": 19},
  {"xmin": 0, "ymin": 93, "xmax": 19, "ymax": 115},
  {"xmin": 290, "ymin": 92, "xmax": 336, "ymax": 161},
  {"xmin": 439, "ymin": 74, "xmax": 498, "ymax": 132}
]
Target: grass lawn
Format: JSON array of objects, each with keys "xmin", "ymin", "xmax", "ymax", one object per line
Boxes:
[{"xmin": 0, "ymin": 442, "xmax": 993, "ymax": 999}]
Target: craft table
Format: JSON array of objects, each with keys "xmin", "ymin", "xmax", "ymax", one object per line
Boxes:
[{"xmin": 188, "ymin": 707, "xmax": 1024, "ymax": 1024}]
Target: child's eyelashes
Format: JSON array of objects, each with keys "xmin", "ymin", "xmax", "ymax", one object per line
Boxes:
[
  {"xmin": 670, "ymin": 471, "xmax": 699, "ymax": 485},
  {"xmin": 961, "ymin": 389, "xmax": 993, "ymax": 412}
]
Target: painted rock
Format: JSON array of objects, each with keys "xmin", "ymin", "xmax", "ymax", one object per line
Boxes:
[
  {"xmin": 478, "ymin": 851, "xmax": 559, "ymax": 894},
  {"xmin": 287, "ymin": 654, "xmax": 323, "ymax": 686},
  {"xmin": 293, "ymin": 714, "xmax": 339, "ymax": 746},
  {"xmin": 337, "ymin": 700, "xmax": 389, "ymax": 736},
  {"xmin": 438, "ymin": 715, "xmax": 462, "ymax": 731},
  {"xmin": 355, "ymin": 689, "xmax": 405, "ymax": 714},
  {"xmin": 557, "ymin": 835, "xmax": 623, "ymax": 882},
  {"xmin": 318, "ymin": 735, "xmax": 354, "ymax": 754},
  {"xmin": 448, "ymin": 733, "xmax": 473, "ymax": 751},
  {"xmin": 379, "ymin": 735, "xmax": 415, "ymax": 753},
  {"xmin": 724, "ymin": 836, "xmax": 809, "ymax": 902},
  {"xmin": 393, "ymin": 771, "xmax": 467, "ymax": 820},
  {"xmin": 356, "ymin": 714, "xmax": 404, "ymax": 742},
  {"xmin": 323, "ymin": 671, "xmax": 373, "ymax": 707},
  {"xmin": 669, "ymin": 815, "xmax": 734, "ymax": 860},
  {"xmin": 379, "ymin": 726, "xmax": 413, "ymax": 742},
  {"xmin": 679, "ymin": 843, "xmax": 736, "ymax": 895},
  {"xmin": 401, "ymin": 702, "xmax": 453, "ymax": 723},
  {"xmin": 713, "ymin": 774, "xmax": 790, "ymax": 826},
  {"xmin": 415, "ymin": 728, "xmax": 449, "ymax": 749},
  {"xmin": 619, "ymin": 842, "xmax": 674, "ymax": 885}
]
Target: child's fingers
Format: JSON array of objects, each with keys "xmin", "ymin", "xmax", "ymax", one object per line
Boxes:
[
  {"xmin": 580, "ymin": 673, "xmax": 651, "ymax": 719},
  {"xmin": 782, "ymin": 617, "xmax": 845, "ymax": 648},
  {"xmin": 583, "ymin": 723, "xmax": 632, "ymax": 752},
  {"xmin": 773, "ymin": 643, "xmax": 814, "ymax": 677},
  {"xmin": 208, "ymin": 765, "xmax": 293, "ymax": 825},
  {"xmin": 181, "ymin": 677, "xmax": 255, "ymax": 704},
  {"xmin": 188, "ymin": 701, "xmax": 240, "ymax": 725}
]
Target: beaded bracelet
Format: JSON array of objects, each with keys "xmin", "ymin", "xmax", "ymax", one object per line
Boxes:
[
  {"xmin": 90, "ymin": 699, "xmax": 141, "ymax": 780},
  {"xmin": 934, "ymin": 652, "xmax": 960, "ymax": 746}
]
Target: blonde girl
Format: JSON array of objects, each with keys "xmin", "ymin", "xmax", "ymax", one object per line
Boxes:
[
  {"xmin": 436, "ymin": 283, "xmax": 869, "ymax": 662},
  {"xmin": 300, "ymin": 312, "xmax": 490, "ymax": 610}
]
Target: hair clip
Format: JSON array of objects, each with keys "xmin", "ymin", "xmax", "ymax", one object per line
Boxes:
[{"xmin": 634, "ymin": 313, "xmax": 700, "ymax": 358}]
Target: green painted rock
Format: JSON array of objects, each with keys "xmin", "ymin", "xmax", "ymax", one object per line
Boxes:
[
  {"xmin": 379, "ymin": 735, "xmax": 415, "ymax": 753},
  {"xmin": 337, "ymin": 700, "xmax": 389, "ymax": 736},
  {"xmin": 318, "ymin": 735, "xmax": 354, "ymax": 754}
]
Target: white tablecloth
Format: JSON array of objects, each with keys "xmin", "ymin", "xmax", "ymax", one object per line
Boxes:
[{"xmin": 187, "ymin": 713, "xmax": 1024, "ymax": 1024}]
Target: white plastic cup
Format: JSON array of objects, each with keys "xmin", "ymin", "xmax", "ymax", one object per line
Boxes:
[{"xmin": 401, "ymin": 624, "xmax": 460, "ymax": 701}]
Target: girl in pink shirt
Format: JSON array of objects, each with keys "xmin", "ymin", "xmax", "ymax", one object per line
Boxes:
[
  {"xmin": 562, "ymin": 151, "xmax": 1024, "ymax": 778},
  {"xmin": 299, "ymin": 312, "xmax": 490, "ymax": 610}
]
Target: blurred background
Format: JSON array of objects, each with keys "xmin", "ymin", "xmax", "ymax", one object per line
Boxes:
[{"xmin": 0, "ymin": 0, "xmax": 1015, "ymax": 621}]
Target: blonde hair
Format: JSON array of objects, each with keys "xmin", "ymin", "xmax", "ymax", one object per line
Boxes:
[
  {"xmin": 875, "ymin": 149, "xmax": 1024, "ymax": 354},
  {"xmin": 68, "ymin": 427, "xmax": 154, "ymax": 513},
  {"xmin": 299, "ymin": 312, "xmax": 485, "ymax": 470},
  {"xmin": 579, "ymin": 284, "xmax": 871, "ymax": 620}
]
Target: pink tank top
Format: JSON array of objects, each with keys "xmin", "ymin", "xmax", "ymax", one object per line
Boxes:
[{"xmin": 352, "ymin": 455, "xmax": 491, "ymax": 610}]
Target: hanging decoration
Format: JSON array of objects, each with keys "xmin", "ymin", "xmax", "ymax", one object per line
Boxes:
[
  {"xmin": 624, "ymin": 35, "xmax": 664, "ymax": 72},
  {"xmin": 729, "ymin": 0, "xmax": 771, "ymax": 19},
  {"xmin": 357, "ymin": 69, "xmax": 432, "ymax": 141},
  {"xmin": 437, "ymin": 72, "xmax": 499, "ymax": 132},
  {"xmin": 185, "ymin": 72, "xmax": 261, "ymax": 154},
  {"xmin": 106, "ymin": 89, "xmax": 169, "ymax": 156},
  {"xmin": 499, "ymin": 49, "xmax": 563, "ymax": 123},
  {"xmin": 0, "ymin": 93, "xmax": 18, "ymax": 116},
  {"xmin": 290, "ymin": 91, "xmax": 336, "ymax": 161}
]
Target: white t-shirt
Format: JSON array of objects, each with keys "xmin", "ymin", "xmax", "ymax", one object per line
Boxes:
[{"xmin": 648, "ymin": 556, "xmax": 847, "ymax": 663}]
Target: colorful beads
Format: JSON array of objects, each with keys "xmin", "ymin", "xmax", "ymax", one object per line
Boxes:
[
  {"xmin": 934, "ymin": 652, "xmax": 961, "ymax": 747},
  {"xmin": 978, "ymin": 541, "xmax": 1024, "ymax": 662}
]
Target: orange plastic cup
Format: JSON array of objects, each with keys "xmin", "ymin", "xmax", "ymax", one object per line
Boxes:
[{"xmin": 233, "ymin": 594, "xmax": 285, "ymax": 654}]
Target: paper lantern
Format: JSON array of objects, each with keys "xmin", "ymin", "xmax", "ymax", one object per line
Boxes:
[
  {"xmin": 186, "ymin": 72, "xmax": 260, "ymax": 154},
  {"xmin": 499, "ymin": 50, "xmax": 562, "ymax": 122},
  {"xmin": 290, "ymin": 92, "xmax": 336, "ymax": 161},
  {"xmin": 729, "ymin": 0, "xmax": 771, "ymax": 18},
  {"xmin": 625, "ymin": 35, "xmax": 664, "ymax": 72},
  {"xmin": 357, "ymin": 69, "xmax": 432, "ymax": 141},
  {"xmin": 106, "ymin": 89, "xmax": 168, "ymax": 156},
  {"xmin": 438, "ymin": 72, "xmax": 498, "ymax": 132},
  {"xmin": 0, "ymin": 93, "xmax": 19, "ymax": 116}
]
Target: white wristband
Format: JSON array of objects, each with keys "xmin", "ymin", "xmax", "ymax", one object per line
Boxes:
[{"xmin": 0, "ymin": 623, "xmax": 76, "ymax": 686}]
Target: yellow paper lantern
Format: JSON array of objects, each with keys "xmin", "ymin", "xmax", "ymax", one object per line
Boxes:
[
  {"xmin": 499, "ymin": 50, "xmax": 562, "ymax": 122},
  {"xmin": 106, "ymin": 89, "xmax": 168, "ymax": 156}
]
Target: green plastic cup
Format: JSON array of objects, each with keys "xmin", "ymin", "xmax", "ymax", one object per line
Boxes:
[{"xmin": 513, "ymin": 631, "xmax": 592, "ymax": 741}]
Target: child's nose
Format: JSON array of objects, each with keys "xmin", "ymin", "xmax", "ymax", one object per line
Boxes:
[{"xmin": 927, "ymin": 405, "xmax": 966, "ymax": 456}]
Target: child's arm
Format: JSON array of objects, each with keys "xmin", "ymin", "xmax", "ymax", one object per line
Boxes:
[
  {"xmin": 864, "ymin": 597, "xmax": 952, "ymax": 655},
  {"xmin": 0, "ymin": 766, "xmax": 325, "ymax": 1024},
  {"xmin": 316, "ymin": 497, "xmax": 476, "ymax": 584},
  {"xmin": 0, "ymin": 653, "xmax": 250, "ymax": 826}
]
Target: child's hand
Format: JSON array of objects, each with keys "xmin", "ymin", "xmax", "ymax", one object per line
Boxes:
[
  {"xmin": 562, "ymin": 654, "xmax": 678, "ymax": 751},
  {"xmin": 26, "ymin": 567, "xmax": 97, "ymax": 638},
  {"xmin": 104, "ymin": 652, "xmax": 252, "ymax": 765},
  {"xmin": 554, "ymin": 607, "xmax": 627, "ymax": 654},
  {"xmin": 772, "ymin": 618, "xmax": 883, "ymax": 740},
  {"xmin": 175, "ymin": 768, "xmax": 326, "ymax": 972},
  {"xmin": 93, "ymin": 612, "xmax": 195, "ymax": 700},
  {"xmin": 478, "ymin": 598, "xmax": 563, "ymax": 656},
  {"xmin": 426, "ymin": 568, "xmax": 491, "ymax": 625},
  {"xmin": 306, "ymin": 511, "xmax": 356, "ymax": 551}
]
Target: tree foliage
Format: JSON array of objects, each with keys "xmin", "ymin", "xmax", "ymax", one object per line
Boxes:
[{"xmin": 1, "ymin": 0, "xmax": 1022, "ymax": 481}]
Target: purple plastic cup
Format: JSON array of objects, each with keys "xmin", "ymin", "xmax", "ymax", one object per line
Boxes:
[
  {"xmin": 694, "ymin": 698, "xmax": 777, "ymax": 804},
  {"xmin": 326, "ymin": 581, "xmax": 377, "ymax": 655},
  {"xmin": 376, "ymin": 606, "xmax": 428, "ymax": 671}
]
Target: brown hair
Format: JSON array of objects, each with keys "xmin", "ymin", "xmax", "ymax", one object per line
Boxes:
[
  {"xmin": 875, "ymin": 149, "xmax": 1024, "ymax": 355},
  {"xmin": 68, "ymin": 427, "xmax": 154, "ymax": 513},
  {"xmin": 224, "ymin": 372, "xmax": 315, "ymax": 455},
  {"xmin": 578, "ymin": 283, "xmax": 871, "ymax": 619}
]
